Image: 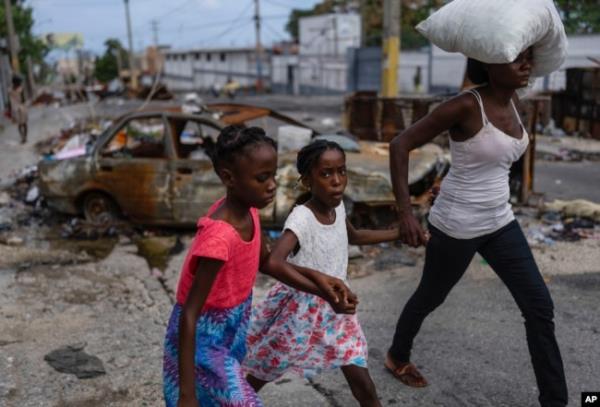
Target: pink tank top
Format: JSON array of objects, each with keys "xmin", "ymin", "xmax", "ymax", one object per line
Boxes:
[{"xmin": 175, "ymin": 198, "xmax": 261, "ymax": 309}]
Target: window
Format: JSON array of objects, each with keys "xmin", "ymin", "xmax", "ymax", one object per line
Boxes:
[
  {"xmin": 220, "ymin": 52, "xmax": 226, "ymax": 62},
  {"xmin": 181, "ymin": 54, "xmax": 187, "ymax": 61},
  {"xmin": 102, "ymin": 117, "xmax": 166, "ymax": 159},
  {"xmin": 207, "ymin": 53, "xmax": 212, "ymax": 62},
  {"xmin": 170, "ymin": 118, "xmax": 220, "ymax": 160},
  {"xmin": 194, "ymin": 53, "xmax": 201, "ymax": 60}
]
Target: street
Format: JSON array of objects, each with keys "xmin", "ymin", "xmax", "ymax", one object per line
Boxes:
[{"xmin": 0, "ymin": 100, "xmax": 599, "ymax": 406}]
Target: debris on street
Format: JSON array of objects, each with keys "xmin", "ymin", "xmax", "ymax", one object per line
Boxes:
[
  {"xmin": 536, "ymin": 134, "xmax": 600, "ymax": 161},
  {"xmin": 544, "ymin": 199, "xmax": 600, "ymax": 222},
  {"xmin": 44, "ymin": 343, "xmax": 106, "ymax": 379},
  {"xmin": 35, "ymin": 117, "xmax": 111, "ymax": 160}
]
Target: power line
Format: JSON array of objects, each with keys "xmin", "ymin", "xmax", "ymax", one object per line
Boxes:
[
  {"xmin": 263, "ymin": 20, "xmax": 288, "ymax": 41},
  {"xmin": 160, "ymin": 0, "xmax": 254, "ymax": 34},
  {"xmin": 262, "ymin": 0, "xmax": 299, "ymax": 10},
  {"xmin": 195, "ymin": 19, "xmax": 254, "ymax": 47},
  {"xmin": 133, "ymin": 0, "xmax": 195, "ymax": 32}
]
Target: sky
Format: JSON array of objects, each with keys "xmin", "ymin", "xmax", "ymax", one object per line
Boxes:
[{"xmin": 28, "ymin": 0, "xmax": 322, "ymax": 56}]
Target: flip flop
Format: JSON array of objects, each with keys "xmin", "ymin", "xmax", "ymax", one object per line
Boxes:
[{"xmin": 384, "ymin": 355, "xmax": 428, "ymax": 388}]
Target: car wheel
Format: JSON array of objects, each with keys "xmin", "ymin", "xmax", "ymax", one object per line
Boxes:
[{"xmin": 82, "ymin": 192, "xmax": 119, "ymax": 224}]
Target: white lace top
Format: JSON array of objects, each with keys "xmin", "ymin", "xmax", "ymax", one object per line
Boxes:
[{"xmin": 284, "ymin": 202, "xmax": 349, "ymax": 281}]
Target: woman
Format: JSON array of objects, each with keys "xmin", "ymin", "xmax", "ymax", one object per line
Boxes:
[
  {"xmin": 9, "ymin": 75, "xmax": 28, "ymax": 144},
  {"xmin": 386, "ymin": 48, "xmax": 568, "ymax": 407}
]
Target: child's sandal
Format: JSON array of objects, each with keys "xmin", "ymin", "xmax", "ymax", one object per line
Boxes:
[{"xmin": 384, "ymin": 355, "xmax": 428, "ymax": 388}]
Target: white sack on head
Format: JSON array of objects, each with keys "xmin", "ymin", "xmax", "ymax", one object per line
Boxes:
[{"xmin": 416, "ymin": 0, "xmax": 568, "ymax": 77}]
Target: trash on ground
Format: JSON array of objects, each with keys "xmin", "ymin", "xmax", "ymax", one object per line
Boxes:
[
  {"xmin": 0, "ymin": 236, "xmax": 24, "ymax": 246},
  {"xmin": 535, "ymin": 135, "xmax": 600, "ymax": 162},
  {"xmin": 25, "ymin": 186, "xmax": 40, "ymax": 204},
  {"xmin": 44, "ymin": 343, "xmax": 106, "ymax": 379},
  {"xmin": 0, "ymin": 192, "xmax": 10, "ymax": 206},
  {"xmin": 134, "ymin": 235, "xmax": 183, "ymax": 271},
  {"xmin": 61, "ymin": 218, "xmax": 129, "ymax": 240},
  {"xmin": 544, "ymin": 199, "xmax": 600, "ymax": 223},
  {"xmin": 35, "ymin": 117, "xmax": 111, "ymax": 160}
]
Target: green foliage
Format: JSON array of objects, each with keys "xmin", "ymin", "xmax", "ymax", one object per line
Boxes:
[
  {"xmin": 0, "ymin": 0, "xmax": 49, "ymax": 74},
  {"xmin": 554, "ymin": 0, "xmax": 600, "ymax": 34},
  {"xmin": 94, "ymin": 38, "xmax": 127, "ymax": 83}
]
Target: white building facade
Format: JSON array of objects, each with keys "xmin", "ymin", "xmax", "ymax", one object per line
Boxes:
[{"xmin": 163, "ymin": 47, "xmax": 270, "ymax": 93}]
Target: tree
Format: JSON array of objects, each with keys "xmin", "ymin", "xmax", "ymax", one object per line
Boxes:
[
  {"xmin": 94, "ymin": 38, "xmax": 127, "ymax": 83},
  {"xmin": 0, "ymin": 0, "xmax": 49, "ymax": 75},
  {"xmin": 554, "ymin": 0, "xmax": 600, "ymax": 34}
]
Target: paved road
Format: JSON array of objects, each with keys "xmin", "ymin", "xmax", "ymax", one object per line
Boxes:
[
  {"xmin": 1, "ymin": 101, "xmax": 598, "ymax": 406},
  {"xmin": 263, "ymin": 265, "xmax": 600, "ymax": 407},
  {"xmin": 535, "ymin": 160, "xmax": 600, "ymax": 203}
]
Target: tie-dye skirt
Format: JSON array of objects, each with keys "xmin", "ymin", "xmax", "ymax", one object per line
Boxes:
[{"xmin": 163, "ymin": 295, "xmax": 263, "ymax": 407}]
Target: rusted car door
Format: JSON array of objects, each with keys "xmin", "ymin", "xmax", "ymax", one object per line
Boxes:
[
  {"xmin": 167, "ymin": 116, "xmax": 226, "ymax": 224},
  {"xmin": 92, "ymin": 114, "xmax": 174, "ymax": 224}
]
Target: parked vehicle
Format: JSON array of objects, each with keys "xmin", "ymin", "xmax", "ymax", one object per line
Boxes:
[{"xmin": 38, "ymin": 105, "xmax": 447, "ymax": 228}]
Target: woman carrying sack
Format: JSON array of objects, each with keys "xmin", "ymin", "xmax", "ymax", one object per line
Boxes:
[{"xmin": 386, "ymin": 1, "xmax": 568, "ymax": 406}]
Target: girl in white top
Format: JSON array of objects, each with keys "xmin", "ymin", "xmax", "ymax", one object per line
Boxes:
[
  {"xmin": 387, "ymin": 48, "xmax": 568, "ymax": 407},
  {"xmin": 244, "ymin": 139, "xmax": 402, "ymax": 407}
]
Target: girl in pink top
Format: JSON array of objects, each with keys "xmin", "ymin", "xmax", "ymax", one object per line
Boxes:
[{"xmin": 163, "ymin": 126, "xmax": 355, "ymax": 407}]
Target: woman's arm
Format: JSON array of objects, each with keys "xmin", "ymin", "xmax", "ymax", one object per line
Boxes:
[
  {"xmin": 178, "ymin": 258, "xmax": 223, "ymax": 406},
  {"xmin": 389, "ymin": 94, "xmax": 472, "ymax": 247},
  {"xmin": 260, "ymin": 231, "xmax": 357, "ymax": 314},
  {"xmin": 346, "ymin": 219, "xmax": 400, "ymax": 245}
]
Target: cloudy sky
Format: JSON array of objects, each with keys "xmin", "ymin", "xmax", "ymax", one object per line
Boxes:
[{"xmin": 29, "ymin": 0, "xmax": 321, "ymax": 55}]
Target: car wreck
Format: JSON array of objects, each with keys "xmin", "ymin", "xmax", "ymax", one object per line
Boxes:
[{"xmin": 38, "ymin": 104, "xmax": 448, "ymax": 228}]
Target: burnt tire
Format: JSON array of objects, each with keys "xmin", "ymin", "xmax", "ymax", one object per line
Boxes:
[{"xmin": 82, "ymin": 192, "xmax": 119, "ymax": 224}]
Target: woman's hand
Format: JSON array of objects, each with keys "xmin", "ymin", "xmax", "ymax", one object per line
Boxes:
[{"xmin": 397, "ymin": 209, "xmax": 428, "ymax": 248}]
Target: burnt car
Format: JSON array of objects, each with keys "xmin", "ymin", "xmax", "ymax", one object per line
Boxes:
[{"xmin": 38, "ymin": 105, "xmax": 447, "ymax": 228}]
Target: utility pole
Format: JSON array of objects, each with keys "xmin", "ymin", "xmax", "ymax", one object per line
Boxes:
[
  {"xmin": 26, "ymin": 55, "xmax": 35, "ymax": 93},
  {"xmin": 151, "ymin": 20, "xmax": 159, "ymax": 47},
  {"xmin": 3, "ymin": 0, "xmax": 20, "ymax": 73},
  {"xmin": 381, "ymin": 0, "xmax": 400, "ymax": 97},
  {"xmin": 123, "ymin": 0, "xmax": 138, "ymax": 89},
  {"xmin": 332, "ymin": 15, "xmax": 338, "ymax": 57},
  {"xmin": 253, "ymin": 0, "xmax": 263, "ymax": 92}
]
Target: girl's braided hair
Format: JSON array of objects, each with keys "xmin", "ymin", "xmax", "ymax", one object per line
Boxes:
[
  {"xmin": 296, "ymin": 139, "xmax": 345, "ymax": 179},
  {"xmin": 208, "ymin": 125, "xmax": 276, "ymax": 174}
]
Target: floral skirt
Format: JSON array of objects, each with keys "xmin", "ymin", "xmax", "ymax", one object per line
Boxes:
[
  {"xmin": 163, "ymin": 295, "xmax": 263, "ymax": 407},
  {"xmin": 244, "ymin": 283, "xmax": 368, "ymax": 382}
]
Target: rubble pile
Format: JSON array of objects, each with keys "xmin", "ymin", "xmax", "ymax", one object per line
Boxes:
[
  {"xmin": 35, "ymin": 117, "xmax": 112, "ymax": 160},
  {"xmin": 525, "ymin": 199, "xmax": 600, "ymax": 245}
]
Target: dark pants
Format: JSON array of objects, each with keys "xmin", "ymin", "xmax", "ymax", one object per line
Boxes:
[{"xmin": 389, "ymin": 220, "xmax": 568, "ymax": 407}]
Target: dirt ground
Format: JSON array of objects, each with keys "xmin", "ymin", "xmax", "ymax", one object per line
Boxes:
[{"xmin": 1, "ymin": 101, "xmax": 599, "ymax": 407}]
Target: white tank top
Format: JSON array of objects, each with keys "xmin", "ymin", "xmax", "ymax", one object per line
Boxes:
[{"xmin": 428, "ymin": 89, "xmax": 529, "ymax": 239}]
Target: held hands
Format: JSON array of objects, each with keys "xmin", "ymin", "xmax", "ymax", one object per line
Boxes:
[
  {"xmin": 396, "ymin": 184, "xmax": 438, "ymax": 246},
  {"xmin": 311, "ymin": 272, "xmax": 358, "ymax": 314},
  {"xmin": 397, "ymin": 208, "xmax": 429, "ymax": 248}
]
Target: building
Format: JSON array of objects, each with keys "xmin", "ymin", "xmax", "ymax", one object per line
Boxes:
[
  {"xmin": 347, "ymin": 34, "xmax": 600, "ymax": 95},
  {"xmin": 271, "ymin": 13, "xmax": 361, "ymax": 95},
  {"xmin": 162, "ymin": 47, "xmax": 270, "ymax": 93}
]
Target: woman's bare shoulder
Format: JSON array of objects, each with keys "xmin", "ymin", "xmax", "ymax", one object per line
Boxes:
[{"xmin": 429, "ymin": 91, "xmax": 479, "ymax": 123}]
